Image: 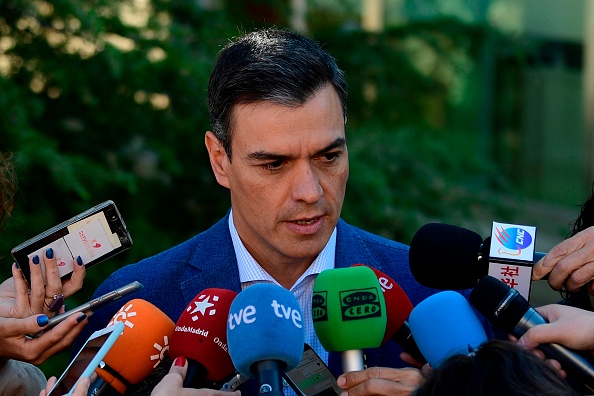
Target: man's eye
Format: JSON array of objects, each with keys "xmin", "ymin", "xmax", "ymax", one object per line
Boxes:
[
  {"xmin": 322, "ymin": 152, "xmax": 340, "ymax": 162},
  {"xmin": 262, "ymin": 160, "xmax": 283, "ymax": 171}
]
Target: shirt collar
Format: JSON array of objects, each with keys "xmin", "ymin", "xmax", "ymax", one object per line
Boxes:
[{"xmin": 228, "ymin": 209, "xmax": 336, "ymax": 291}]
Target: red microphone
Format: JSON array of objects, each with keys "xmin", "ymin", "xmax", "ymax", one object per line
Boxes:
[
  {"xmin": 95, "ymin": 299, "xmax": 176, "ymax": 394},
  {"xmin": 168, "ymin": 288, "xmax": 237, "ymax": 388},
  {"xmin": 351, "ymin": 264, "xmax": 426, "ymax": 364}
]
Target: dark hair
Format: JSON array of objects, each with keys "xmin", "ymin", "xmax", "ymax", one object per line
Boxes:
[
  {"xmin": 413, "ymin": 340, "xmax": 577, "ymax": 396},
  {"xmin": 561, "ymin": 182, "xmax": 594, "ymax": 310},
  {"xmin": 570, "ymin": 181, "xmax": 594, "ymax": 238},
  {"xmin": 207, "ymin": 28, "xmax": 348, "ymax": 159},
  {"xmin": 0, "ymin": 152, "xmax": 16, "ymax": 227}
]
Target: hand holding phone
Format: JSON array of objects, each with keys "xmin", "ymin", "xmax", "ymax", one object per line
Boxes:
[
  {"xmin": 27, "ymin": 281, "xmax": 143, "ymax": 339},
  {"xmin": 12, "ymin": 200, "xmax": 132, "ymax": 285},
  {"xmin": 46, "ymin": 321, "xmax": 125, "ymax": 396}
]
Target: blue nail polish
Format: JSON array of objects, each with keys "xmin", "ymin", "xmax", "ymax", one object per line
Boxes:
[
  {"xmin": 33, "ymin": 255, "xmax": 39, "ymax": 265},
  {"xmin": 76, "ymin": 313, "xmax": 87, "ymax": 323},
  {"xmin": 46, "ymin": 248, "xmax": 54, "ymax": 259},
  {"xmin": 14, "ymin": 262, "xmax": 19, "ymax": 270},
  {"xmin": 76, "ymin": 256, "xmax": 83, "ymax": 266},
  {"xmin": 37, "ymin": 315, "xmax": 49, "ymax": 327}
]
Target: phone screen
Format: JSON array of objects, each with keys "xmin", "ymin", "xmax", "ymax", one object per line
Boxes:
[
  {"xmin": 12, "ymin": 201, "xmax": 132, "ymax": 282},
  {"xmin": 27, "ymin": 211, "xmax": 122, "ymax": 279},
  {"xmin": 47, "ymin": 324, "xmax": 121, "ymax": 396},
  {"xmin": 283, "ymin": 344, "xmax": 341, "ymax": 396}
]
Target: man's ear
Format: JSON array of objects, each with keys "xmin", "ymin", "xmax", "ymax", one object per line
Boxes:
[{"xmin": 205, "ymin": 131, "xmax": 230, "ymax": 189}]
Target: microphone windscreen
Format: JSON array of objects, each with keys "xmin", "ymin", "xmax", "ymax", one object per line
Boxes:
[
  {"xmin": 227, "ymin": 283, "xmax": 304, "ymax": 378},
  {"xmin": 97, "ymin": 299, "xmax": 175, "ymax": 393},
  {"xmin": 409, "ymin": 223, "xmax": 485, "ymax": 289},
  {"xmin": 469, "ymin": 275, "xmax": 529, "ymax": 331},
  {"xmin": 408, "ymin": 291, "xmax": 488, "ymax": 368},
  {"xmin": 351, "ymin": 264, "xmax": 413, "ymax": 345},
  {"xmin": 168, "ymin": 288, "xmax": 237, "ymax": 381},
  {"xmin": 312, "ymin": 266, "xmax": 386, "ymax": 351}
]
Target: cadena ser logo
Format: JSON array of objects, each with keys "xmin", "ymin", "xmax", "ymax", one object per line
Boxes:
[
  {"xmin": 494, "ymin": 225, "xmax": 533, "ymax": 256},
  {"xmin": 312, "ymin": 291, "xmax": 327, "ymax": 322},
  {"xmin": 340, "ymin": 288, "xmax": 382, "ymax": 321}
]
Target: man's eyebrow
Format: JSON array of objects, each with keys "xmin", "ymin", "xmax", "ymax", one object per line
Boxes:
[{"xmin": 246, "ymin": 137, "xmax": 347, "ymax": 162}]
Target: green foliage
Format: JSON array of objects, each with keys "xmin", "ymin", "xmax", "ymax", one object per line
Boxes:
[{"xmin": 0, "ymin": 0, "xmax": 520, "ymax": 381}]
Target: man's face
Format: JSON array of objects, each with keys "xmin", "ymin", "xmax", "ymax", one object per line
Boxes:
[{"xmin": 207, "ymin": 84, "xmax": 348, "ymax": 269}]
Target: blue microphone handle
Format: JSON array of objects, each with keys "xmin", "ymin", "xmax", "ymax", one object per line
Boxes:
[{"xmin": 253, "ymin": 360, "xmax": 285, "ymax": 396}]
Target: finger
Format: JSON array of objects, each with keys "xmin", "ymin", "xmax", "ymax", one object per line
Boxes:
[
  {"xmin": 25, "ymin": 312, "xmax": 88, "ymax": 365},
  {"xmin": 62, "ymin": 256, "xmax": 86, "ymax": 298},
  {"xmin": 544, "ymin": 359, "xmax": 566, "ymax": 378},
  {"xmin": 41, "ymin": 376, "xmax": 57, "ymax": 396},
  {"xmin": 420, "ymin": 363, "xmax": 433, "ymax": 377},
  {"xmin": 337, "ymin": 367, "xmax": 422, "ymax": 389},
  {"xmin": 543, "ymin": 228, "xmax": 594, "ymax": 289},
  {"xmin": 72, "ymin": 376, "xmax": 91, "ymax": 396},
  {"xmin": 12, "ymin": 263, "xmax": 33, "ymax": 317},
  {"xmin": 338, "ymin": 370, "xmax": 422, "ymax": 396},
  {"xmin": 398, "ymin": 351, "xmax": 423, "ymax": 368},
  {"xmin": 29, "ymin": 255, "xmax": 46, "ymax": 314},
  {"xmin": 151, "ymin": 356, "xmax": 187, "ymax": 395},
  {"xmin": 168, "ymin": 355, "xmax": 188, "ymax": 383},
  {"xmin": 43, "ymin": 248, "xmax": 62, "ymax": 298},
  {"xmin": 532, "ymin": 256, "xmax": 552, "ymax": 281},
  {"xmin": 564, "ymin": 259, "xmax": 594, "ymax": 292},
  {"xmin": 0, "ymin": 314, "xmax": 50, "ymax": 338}
]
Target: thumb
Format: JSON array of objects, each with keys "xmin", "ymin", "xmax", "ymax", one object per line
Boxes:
[
  {"xmin": 0, "ymin": 315, "xmax": 49, "ymax": 336},
  {"xmin": 531, "ymin": 256, "xmax": 551, "ymax": 281}
]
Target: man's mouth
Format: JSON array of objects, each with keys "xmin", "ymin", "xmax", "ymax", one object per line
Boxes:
[{"xmin": 293, "ymin": 217, "xmax": 319, "ymax": 225}]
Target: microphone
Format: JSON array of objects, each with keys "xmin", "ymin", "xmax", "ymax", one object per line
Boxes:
[
  {"xmin": 168, "ymin": 288, "xmax": 237, "ymax": 388},
  {"xmin": 409, "ymin": 223, "xmax": 547, "ymax": 289},
  {"xmin": 470, "ymin": 275, "xmax": 594, "ymax": 392},
  {"xmin": 89, "ymin": 299, "xmax": 176, "ymax": 395},
  {"xmin": 227, "ymin": 283, "xmax": 304, "ymax": 396},
  {"xmin": 408, "ymin": 290, "xmax": 488, "ymax": 368},
  {"xmin": 351, "ymin": 264, "xmax": 426, "ymax": 364},
  {"xmin": 312, "ymin": 266, "xmax": 387, "ymax": 373}
]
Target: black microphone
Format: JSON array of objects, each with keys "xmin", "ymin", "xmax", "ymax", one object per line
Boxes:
[
  {"xmin": 470, "ymin": 275, "xmax": 594, "ymax": 393},
  {"xmin": 409, "ymin": 223, "xmax": 546, "ymax": 290}
]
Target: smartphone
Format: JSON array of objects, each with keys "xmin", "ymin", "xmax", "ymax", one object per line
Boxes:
[
  {"xmin": 11, "ymin": 200, "xmax": 132, "ymax": 284},
  {"xmin": 47, "ymin": 321, "xmax": 125, "ymax": 396},
  {"xmin": 26, "ymin": 281, "xmax": 143, "ymax": 339},
  {"xmin": 283, "ymin": 343, "xmax": 342, "ymax": 396}
]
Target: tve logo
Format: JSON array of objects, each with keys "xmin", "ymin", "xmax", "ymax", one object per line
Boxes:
[
  {"xmin": 489, "ymin": 221, "xmax": 537, "ymax": 262},
  {"xmin": 228, "ymin": 299, "xmax": 302, "ymax": 330}
]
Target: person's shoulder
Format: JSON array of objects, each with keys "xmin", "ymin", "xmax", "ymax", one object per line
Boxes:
[
  {"xmin": 0, "ymin": 359, "xmax": 46, "ymax": 396},
  {"xmin": 108, "ymin": 215, "xmax": 231, "ymax": 280}
]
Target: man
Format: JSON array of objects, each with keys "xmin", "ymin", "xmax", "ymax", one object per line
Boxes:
[{"xmin": 73, "ymin": 28, "xmax": 489, "ymax": 395}]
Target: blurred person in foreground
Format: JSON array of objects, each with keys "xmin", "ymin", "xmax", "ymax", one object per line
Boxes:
[
  {"xmin": 412, "ymin": 339, "xmax": 576, "ymax": 396},
  {"xmin": 72, "ymin": 27, "xmax": 488, "ymax": 396},
  {"xmin": 0, "ymin": 152, "xmax": 88, "ymax": 396}
]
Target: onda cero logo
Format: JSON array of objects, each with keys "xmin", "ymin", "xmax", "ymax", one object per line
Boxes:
[
  {"xmin": 312, "ymin": 291, "xmax": 327, "ymax": 322},
  {"xmin": 340, "ymin": 288, "xmax": 381, "ymax": 321},
  {"xmin": 495, "ymin": 225, "xmax": 533, "ymax": 256}
]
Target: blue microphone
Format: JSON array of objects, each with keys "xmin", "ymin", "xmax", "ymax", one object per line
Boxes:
[
  {"xmin": 227, "ymin": 283, "xmax": 304, "ymax": 395},
  {"xmin": 408, "ymin": 290, "xmax": 488, "ymax": 368}
]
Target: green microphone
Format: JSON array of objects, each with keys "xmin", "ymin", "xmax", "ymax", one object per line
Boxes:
[{"xmin": 312, "ymin": 266, "xmax": 387, "ymax": 373}]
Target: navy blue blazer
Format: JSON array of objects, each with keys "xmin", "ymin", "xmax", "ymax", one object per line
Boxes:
[{"xmin": 73, "ymin": 213, "xmax": 493, "ymax": 392}]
